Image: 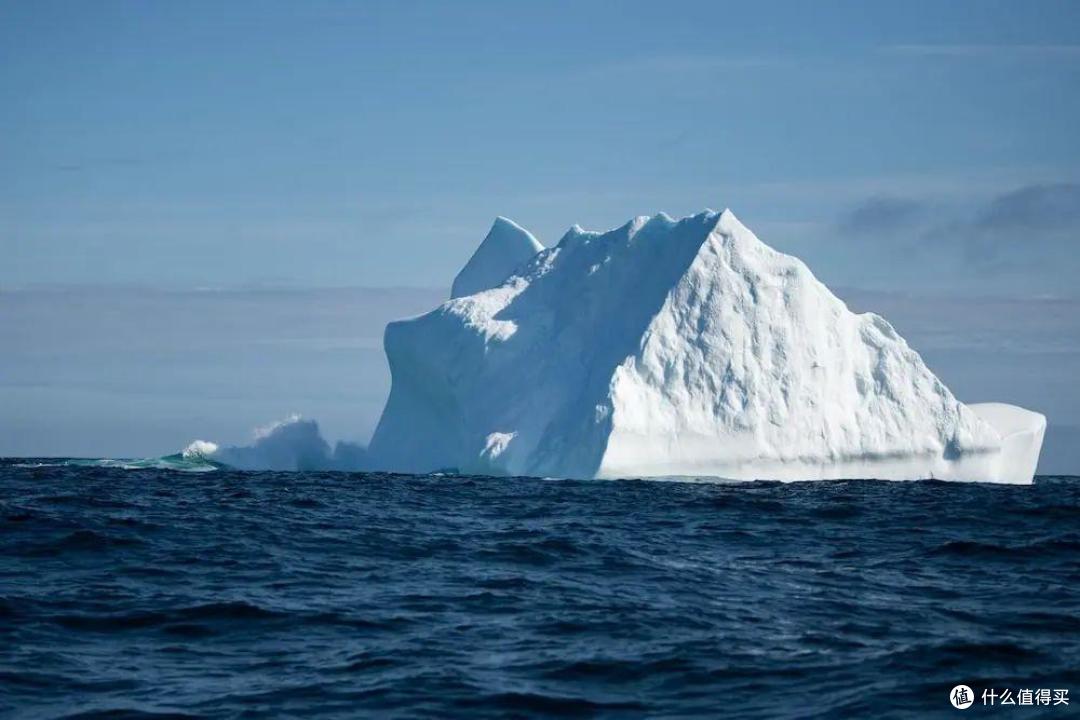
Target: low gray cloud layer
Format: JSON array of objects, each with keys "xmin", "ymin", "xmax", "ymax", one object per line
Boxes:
[
  {"xmin": 838, "ymin": 196, "xmax": 925, "ymax": 235},
  {"xmin": 838, "ymin": 183, "xmax": 1080, "ymax": 295},
  {"xmin": 975, "ymin": 183, "xmax": 1080, "ymax": 232}
]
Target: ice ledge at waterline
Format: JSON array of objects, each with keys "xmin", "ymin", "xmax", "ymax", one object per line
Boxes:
[{"xmin": 367, "ymin": 209, "xmax": 1045, "ymax": 484}]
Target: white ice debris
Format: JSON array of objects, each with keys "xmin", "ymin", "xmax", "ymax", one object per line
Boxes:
[{"xmin": 368, "ymin": 208, "xmax": 1045, "ymax": 483}]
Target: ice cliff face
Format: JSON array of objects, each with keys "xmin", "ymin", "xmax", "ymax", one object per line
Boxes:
[{"xmin": 369, "ymin": 209, "xmax": 1044, "ymax": 483}]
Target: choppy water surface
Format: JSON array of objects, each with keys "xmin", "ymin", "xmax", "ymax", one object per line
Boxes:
[{"xmin": 2, "ymin": 461, "xmax": 1078, "ymax": 718}]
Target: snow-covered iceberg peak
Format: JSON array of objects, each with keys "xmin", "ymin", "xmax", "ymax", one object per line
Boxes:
[
  {"xmin": 450, "ymin": 216, "xmax": 544, "ymax": 299},
  {"xmin": 370, "ymin": 208, "xmax": 1045, "ymax": 483}
]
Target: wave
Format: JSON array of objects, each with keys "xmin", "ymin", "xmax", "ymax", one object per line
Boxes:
[{"xmin": 60, "ymin": 454, "xmax": 224, "ymax": 473}]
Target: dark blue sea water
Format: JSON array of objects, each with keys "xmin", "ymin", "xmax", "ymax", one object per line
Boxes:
[{"xmin": 2, "ymin": 460, "xmax": 1078, "ymax": 719}]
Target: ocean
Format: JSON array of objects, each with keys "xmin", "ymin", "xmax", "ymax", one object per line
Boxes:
[{"xmin": 2, "ymin": 460, "xmax": 1077, "ymax": 718}]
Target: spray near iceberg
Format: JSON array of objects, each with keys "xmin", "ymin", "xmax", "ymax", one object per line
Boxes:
[{"xmin": 368, "ymin": 209, "xmax": 1045, "ymax": 483}]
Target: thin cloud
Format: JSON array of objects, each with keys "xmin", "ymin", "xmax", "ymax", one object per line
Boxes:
[
  {"xmin": 882, "ymin": 44, "xmax": 1080, "ymax": 60},
  {"xmin": 578, "ymin": 54, "xmax": 792, "ymax": 83}
]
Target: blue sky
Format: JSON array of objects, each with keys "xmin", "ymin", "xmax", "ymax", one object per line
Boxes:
[
  {"xmin": 3, "ymin": 0, "xmax": 1079, "ymax": 294},
  {"xmin": 2, "ymin": 1, "xmax": 1079, "ymax": 468}
]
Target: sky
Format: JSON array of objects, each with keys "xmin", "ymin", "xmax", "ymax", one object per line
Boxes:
[
  {"xmin": 3, "ymin": 0, "xmax": 1079, "ymax": 294},
  {"xmin": 1, "ymin": 1, "xmax": 1079, "ymax": 470}
]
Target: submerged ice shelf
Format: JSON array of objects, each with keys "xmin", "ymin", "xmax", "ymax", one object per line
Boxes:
[{"xmin": 368, "ymin": 209, "xmax": 1045, "ymax": 484}]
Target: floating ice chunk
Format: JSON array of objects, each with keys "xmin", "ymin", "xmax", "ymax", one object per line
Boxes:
[{"xmin": 184, "ymin": 416, "xmax": 368, "ymax": 471}]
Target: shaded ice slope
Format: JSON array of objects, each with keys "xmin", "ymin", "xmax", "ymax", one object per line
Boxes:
[
  {"xmin": 450, "ymin": 217, "xmax": 544, "ymax": 299},
  {"xmin": 369, "ymin": 209, "xmax": 1044, "ymax": 483},
  {"xmin": 371, "ymin": 212, "xmax": 714, "ymax": 477}
]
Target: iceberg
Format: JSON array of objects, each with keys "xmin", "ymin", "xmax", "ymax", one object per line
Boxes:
[{"xmin": 368, "ymin": 209, "xmax": 1045, "ymax": 483}]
